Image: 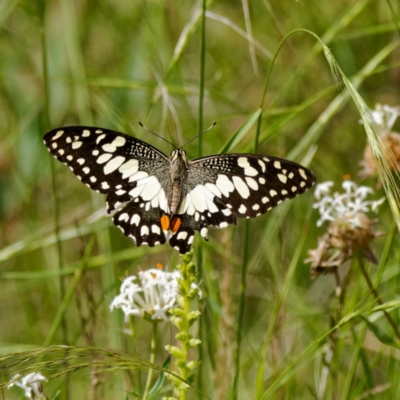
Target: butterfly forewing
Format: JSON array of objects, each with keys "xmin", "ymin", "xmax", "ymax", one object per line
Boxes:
[
  {"xmin": 43, "ymin": 126, "xmax": 172, "ymax": 246},
  {"xmin": 44, "ymin": 126, "xmax": 316, "ymax": 254},
  {"xmin": 187, "ymin": 154, "xmax": 315, "ymax": 217}
]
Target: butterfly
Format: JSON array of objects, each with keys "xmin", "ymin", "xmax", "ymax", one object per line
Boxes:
[{"xmin": 43, "ymin": 126, "xmax": 316, "ymax": 253}]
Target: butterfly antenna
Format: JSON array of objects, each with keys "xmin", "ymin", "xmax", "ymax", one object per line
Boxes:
[
  {"xmin": 180, "ymin": 122, "xmax": 217, "ymax": 150},
  {"xmin": 139, "ymin": 122, "xmax": 177, "ymax": 149}
]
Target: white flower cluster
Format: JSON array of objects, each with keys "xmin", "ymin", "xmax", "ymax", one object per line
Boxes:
[
  {"xmin": 313, "ymin": 181, "xmax": 385, "ymax": 229},
  {"xmin": 371, "ymin": 103, "xmax": 400, "ymax": 134},
  {"xmin": 8, "ymin": 372, "xmax": 47, "ymax": 399},
  {"xmin": 110, "ymin": 268, "xmax": 201, "ymax": 322}
]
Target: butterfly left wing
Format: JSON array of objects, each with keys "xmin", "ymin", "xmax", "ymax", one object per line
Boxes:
[
  {"xmin": 43, "ymin": 126, "xmax": 172, "ymax": 248},
  {"xmin": 169, "ymin": 153, "xmax": 315, "ymax": 253}
]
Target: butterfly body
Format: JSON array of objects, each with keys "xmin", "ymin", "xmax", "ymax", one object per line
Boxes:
[{"xmin": 44, "ymin": 126, "xmax": 316, "ymax": 253}]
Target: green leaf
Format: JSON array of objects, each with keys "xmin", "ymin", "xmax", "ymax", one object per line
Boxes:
[
  {"xmin": 218, "ymin": 109, "xmax": 262, "ymax": 154},
  {"xmin": 360, "ymin": 316, "xmax": 400, "ymax": 350},
  {"xmin": 146, "ymin": 356, "xmax": 171, "ymax": 399}
]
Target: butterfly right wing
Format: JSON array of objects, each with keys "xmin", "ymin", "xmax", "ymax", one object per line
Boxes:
[
  {"xmin": 43, "ymin": 126, "xmax": 172, "ymax": 247},
  {"xmin": 169, "ymin": 153, "xmax": 315, "ymax": 253}
]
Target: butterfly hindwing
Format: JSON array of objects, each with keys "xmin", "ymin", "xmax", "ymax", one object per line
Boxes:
[
  {"xmin": 169, "ymin": 196, "xmax": 237, "ymax": 253},
  {"xmin": 113, "ymin": 202, "xmax": 167, "ymax": 247}
]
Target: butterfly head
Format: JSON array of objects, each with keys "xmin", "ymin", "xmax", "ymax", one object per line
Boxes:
[{"xmin": 171, "ymin": 149, "xmax": 188, "ymax": 163}]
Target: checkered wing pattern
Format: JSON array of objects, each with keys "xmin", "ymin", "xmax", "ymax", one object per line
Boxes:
[
  {"xmin": 44, "ymin": 127, "xmax": 316, "ymax": 254},
  {"xmin": 43, "ymin": 127, "xmax": 171, "ymax": 247},
  {"xmin": 168, "ymin": 154, "xmax": 316, "ymax": 253}
]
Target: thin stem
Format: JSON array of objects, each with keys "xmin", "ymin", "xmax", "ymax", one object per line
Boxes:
[
  {"xmin": 198, "ymin": 0, "xmax": 206, "ymax": 157},
  {"xmin": 357, "ymin": 255, "xmax": 400, "ymax": 339},
  {"xmin": 197, "ymin": 0, "xmax": 206, "ymax": 395},
  {"xmin": 143, "ymin": 322, "xmax": 158, "ymax": 400},
  {"xmin": 232, "ymin": 220, "xmax": 250, "ymax": 399}
]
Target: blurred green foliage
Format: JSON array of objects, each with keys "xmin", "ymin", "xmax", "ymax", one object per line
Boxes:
[{"xmin": 1, "ymin": 0, "xmax": 400, "ymax": 399}]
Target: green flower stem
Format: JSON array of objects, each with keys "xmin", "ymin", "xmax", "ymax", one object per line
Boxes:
[
  {"xmin": 165, "ymin": 254, "xmax": 201, "ymax": 400},
  {"xmin": 357, "ymin": 255, "xmax": 400, "ymax": 339},
  {"xmin": 143, "ymin": 322, "xmax": 158, "ymax": 400}
]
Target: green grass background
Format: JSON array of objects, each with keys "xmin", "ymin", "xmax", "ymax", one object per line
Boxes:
[{"xmin": 1, "ymin": 0, "xmax": 400, "ymax": 399}]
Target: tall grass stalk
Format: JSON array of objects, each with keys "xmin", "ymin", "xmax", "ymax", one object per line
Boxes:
[
  {"xmin": 43, "ymin": 235, "xmax": 95, "ymax": 347},
  {"xmin": 142, "ymin": 322, "xmax": 158, "ymax": 400}
]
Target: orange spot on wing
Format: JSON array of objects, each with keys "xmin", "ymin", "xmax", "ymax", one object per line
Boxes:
[
  {"xmin": 160, "ymin": 215, "xmax": 170, "ymax": 231},
  {"xmin": 170, "ymin": 216, "xmax": 181, "ymax": 233},
  {"xmin": 156, "ymin": 263, "xmax": 163, "ymax": 270}
]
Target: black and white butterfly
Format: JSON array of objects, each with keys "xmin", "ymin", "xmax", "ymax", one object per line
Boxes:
[{"xmin": 43, "ymin": 126, "xmax": 316, "ymax": 253}]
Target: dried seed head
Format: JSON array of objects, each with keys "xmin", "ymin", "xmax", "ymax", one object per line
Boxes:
[
  {"xmin": 306, "ymin": 181, "xmax": 385, "ymax": 280},
  {"xmin": 360, "ymin": 104, "xmax": 400, "ymax": 179},
  {"xmin": 360, "ymin": 131, "xmax": 400, "ymax": 179}
]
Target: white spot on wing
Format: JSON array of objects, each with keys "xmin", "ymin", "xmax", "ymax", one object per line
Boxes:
[
  {"xmin": 104, "ymin": 156, "xmax": 126, "ymax": 174},
  {"xmin": 274, "ymin": 161, "xmax": 281, "ymax": 169},
  {"xmin": 177, "ymin": 231, "xmax": 188, "ymax": 240},
  {"xmin": 151, "ymin": 225, "xmax": 161, "ymax": 235},
  {"xmin": 52, "ymin": 130, "xmax": 64, "ymax": 140},
  {"xmin": 258, "ymin": 159, "xmax": 266, "ymax": 172},
  {"xmin": 119, "ymin": 159, "xmax": 139, "ymax": 179},
  {"xmin": 129, "ymin": 171, "xmax": 149, "ymax": 182},
  {"xmin": 96, "ymin": 134, "xmax": 106, "ymax": 144},
  {"xmin": 131, "ymin": 214, "xmax": 140, "ymax": 226},
  {"xmin": 245, "ymin": 177, "xmax": 258, "ymax": 191},
  {"xmin": 200, "ymin": 227, "xmax": 208, "ymax": 238},
  {"xmin": 233, "ymin": 176, "xmax": 250, "ymax": 199},
  {"xmin": 72, "ymin": 141, "xmax": 82, "ymax": 149},
  {"xmin": 190, "ymin": 186, "xmax": 208, "ymax": 212},
  {"xmin": 299, "ymin": 168, "xmax": 308, "ymax": 180},
  {"xmin": 82, "ymin": 129, "xmax": 90, "ymax": 137},
  {"xmin": 97, "ymin": 153, "xmax": 113, "ymax": 164},
  {"xmin": 141, "ymin": 225, "xmax": 149, "ymax": 236},
  {"xmin": 102, "ymin": 136, "xmax": 126, "ymax": 153},
  {"xmin": 278, "ymin": 174, "xmax": 287, "ymax": 183},
  {"xmin": 216, "ymin": 175, "xmax": 235, "ymax": 197},
  {"xmin": 204, "ymin": 183, "xmax": 222, "ymax": 198},
  {"xmin": 238, "ymin": 204, "xmax": 247, "ymax": 214},
  {"xmin": 140, "ymin": 179, "xmax": 161, "ymax": 201},
  {"xmin": 205, "ymin": 197, "xmax": 219, "ymax": 213},
  {"xmin": 118, "ymin": 213, "xmax": 129, "ymax": 222}
]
